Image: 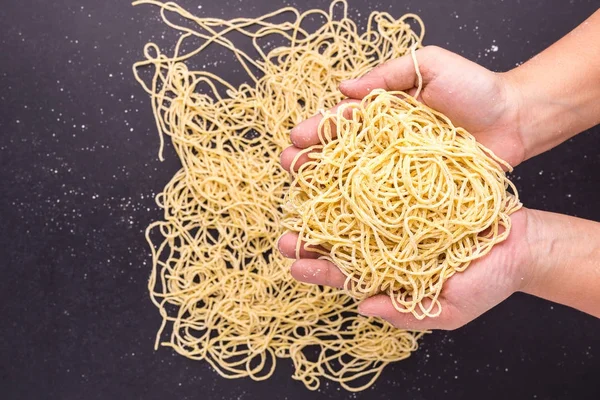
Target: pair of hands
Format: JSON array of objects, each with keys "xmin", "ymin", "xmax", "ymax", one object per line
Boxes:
[{"xmin": 278, "ymin": 46, "xmax": 533, "ymax": 330}]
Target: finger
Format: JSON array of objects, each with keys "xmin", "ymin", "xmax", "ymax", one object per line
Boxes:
[
  {"xmin": 357, "ymin": 294, "xmax": 463, "ymax": 330},
  {"xmin": 339, "ymin": 54, "xmax": 418, "ymax": 99},
  {"xmin": 338, "ymin": 46, "xmax": 441, "ymax": 99},
  {"xmin": 290, "ymin": 259, "xmax": 346, "ymax": 288},
  {"xmin": 277, "ymin": 232, "xmax": 324, "ymax": 259},
  {"xmin": 290, "ymin": 99, "xmax": 358, "ymax": 149},
  {"xmin": 280, "ymin": 146, "xmax": 313, "ymax": 173}
]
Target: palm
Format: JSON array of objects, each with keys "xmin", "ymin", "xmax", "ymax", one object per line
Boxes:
[
  {"xmin": 414, "ymin": 48, "xmax": 525, "ymax": 167},
  {"xmin": 357, "ymin": 211, "xmax": 530, "ymax": 330},
  {"xmin": 415, "ymin": 210, "xmax": 530, "ymax": 329},
  {"xmin": 340, "ymin": 46, "xmax": 526, "ymax": 168}
]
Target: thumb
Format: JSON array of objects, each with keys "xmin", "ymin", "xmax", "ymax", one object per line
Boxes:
[{"xmin": 339, "ymin": 48, "xmax": 426, "ymax": 99}]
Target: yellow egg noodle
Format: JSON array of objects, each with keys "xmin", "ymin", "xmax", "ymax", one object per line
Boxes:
[
  {"xmin": 133, "ymin": 0, "xmax": 429, "ymax": 391},
  {"xmin": 283, "ymin": 89, "xmax": 522, "ymax": 319}
]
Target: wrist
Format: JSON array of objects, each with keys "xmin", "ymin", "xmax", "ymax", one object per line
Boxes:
[
  {"xmin": 499, "ymin": 70, "xmax": 535, "ymax": 165},
  {"xmin": 484, "ymin": 208, "xmax": 542, "ymax": 296},
  {"xmin": 515, "ymin": 209, "xmax": 600, "ymax": 317},
  {"xmin": 501, "ymin": 207, "xmax": 543, "ymax": 294},
  {"xmin": 514, "ymin": 208, "xmax": 551, "ymax": 295}
]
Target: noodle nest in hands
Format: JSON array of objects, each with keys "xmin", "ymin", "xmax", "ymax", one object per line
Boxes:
[
  {"xmin": 134, "ymin": 0, "xmax": 428, "ymax": 392},
  {"xmin": 283, "ymin": 90, "xmax": 522, "ymax": 319}
]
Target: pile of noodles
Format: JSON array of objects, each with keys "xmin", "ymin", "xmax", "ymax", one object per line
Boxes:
[
  {"xmin": 134, "ymin": 0, "xmax": 429, "ymax": 392},
  {"xmin": 283, "ymin": 89, "xmax": 522, "ymax": 319}
]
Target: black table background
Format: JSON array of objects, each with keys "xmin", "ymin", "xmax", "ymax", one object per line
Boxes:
[{"xmin": 1, "ymin": 0, "xmax": 600, "ymax": 399}]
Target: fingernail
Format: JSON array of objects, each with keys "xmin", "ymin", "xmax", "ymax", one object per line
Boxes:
[
  {"xmin": 277, "ymin": 234, "xmax": 289, "ymax": 257},
  {"xmin": 290, "ymin": 131, "xmax": 300, "ymax": 147}
]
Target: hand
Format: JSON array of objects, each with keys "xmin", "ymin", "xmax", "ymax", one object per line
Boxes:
[
  {"xmin": 279, "ymin": 210, "xmax": 533, "ymax": 330},
  {"xmin": 279, "ymin": 45, "xmax": 535, "ymax": 329},
  {"xmin": 280, "ymin": 46, "xmax": 527, "ymax": 172}
]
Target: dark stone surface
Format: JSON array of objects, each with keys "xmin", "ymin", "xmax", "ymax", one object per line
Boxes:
[{"xmin": 1, "ymin": 1, "xmax": 599, "ymax": 399}]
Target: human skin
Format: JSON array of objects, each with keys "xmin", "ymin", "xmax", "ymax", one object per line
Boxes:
[{"xmin": 278, "ymin": 10, "xmax": 600, "ymax": 329}]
